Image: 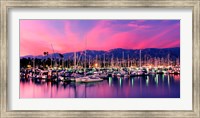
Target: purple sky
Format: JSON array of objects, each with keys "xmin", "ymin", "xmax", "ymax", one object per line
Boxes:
[{"xmin": 20, "ymin": 20, "xmax": 180, "ymax": 56}]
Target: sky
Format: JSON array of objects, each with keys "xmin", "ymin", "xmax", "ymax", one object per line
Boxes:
[{"xmin": 20, "ymin": 20, "xmax": 180, "ymax": 56}]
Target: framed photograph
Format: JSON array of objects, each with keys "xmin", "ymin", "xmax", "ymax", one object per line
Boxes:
[{"xmin": 1, "ymin": 0, "xmax": 199, "ymax": 117}]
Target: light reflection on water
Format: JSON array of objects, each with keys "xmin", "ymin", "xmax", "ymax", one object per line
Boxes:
[{"xmin": 20, "ymin": 74, "xmax": 180, "ymax": 98}]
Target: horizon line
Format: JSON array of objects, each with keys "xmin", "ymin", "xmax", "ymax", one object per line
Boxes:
[{"xmin": 21, "ymin": 46, "xmax": 180, "ymax": 57}]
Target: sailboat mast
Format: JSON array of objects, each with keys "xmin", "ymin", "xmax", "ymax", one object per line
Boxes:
[
  {"xmin": 96, "ymin": 55, "xmax": 98, "ymax": 65},
  {"xmin": 168, "ymin": 53, "xmax": 170, "ymax": 67},
  {"xmin": 116, "ymin": 57, "xmax": 118, "ymax": 67},
  {"xmin": 104, "ymin": 53, "xmax": 105, "ymax": 68},
  {"xmin": 128, "ymin": 54, "xmax": 129, "ymax": 67},
  {"xmin": 74, "ymin": 52, "xmax": 76, "ymax": 69},
  {"xmin": 122, "ymin": 51, "xmax": 124, "ymax": 67},
  {"xmin": 154, "ymin": 57, "xmax": 157, "ymax": 67},
  {"xmin": 139, "ymin": 50, "xmax": 141, "ymax": 68},
  {"xmin": 89, "ymin": 56, "xmax": 90, "ymax": 68},
  {"xmin": 51, "ymin": 44, "xmax": 55, "ymax": 67},
  {"xmin": 111, "ymin": 54, "xmax": 114, "ymax": 67},
  {"xmin": 85, "ymin": 35, "xmax": 87, "ymax": 69}
]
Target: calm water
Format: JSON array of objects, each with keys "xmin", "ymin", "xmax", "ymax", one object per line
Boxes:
[{"xmin": 20, "ymin": 74, "xmax": 180, "ymax": 98}]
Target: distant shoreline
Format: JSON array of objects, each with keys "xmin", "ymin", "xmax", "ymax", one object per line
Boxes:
[{"xmin": 21, "ymin": 47, "xmax": 180, "ymax": 58}]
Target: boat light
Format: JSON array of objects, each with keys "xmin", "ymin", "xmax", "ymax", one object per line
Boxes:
[{"xmin": 95, "ymin": 63, "xmax": 98, "ymax": 67}]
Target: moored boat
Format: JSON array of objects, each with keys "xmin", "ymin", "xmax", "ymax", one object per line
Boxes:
[{"xmin": 81, "ymin": 76, "xmax": 103, "ymax": 83}]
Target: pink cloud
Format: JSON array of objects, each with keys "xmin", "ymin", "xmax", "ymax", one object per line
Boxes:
[
  {"xmin": 127, "ymin": 22, "xmax": 151, "ymax": 29},
  {"xmin": 20, "ymin": 20, "xmax": 81, "ymax": 56},
  {"xmin": 20, "ymin": 20, "xmax": 180, "ymax": 56},
  {"xmin": 137, "ymin": 23, "xmax": 180, "ymax": 49}
]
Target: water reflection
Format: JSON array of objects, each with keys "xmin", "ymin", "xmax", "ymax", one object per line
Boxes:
[{"xmin": 20, "ymin": 74, "xmax": 180, "ymax": 98}]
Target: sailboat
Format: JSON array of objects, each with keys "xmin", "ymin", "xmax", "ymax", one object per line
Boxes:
[
  {"xmin": 137, "ymin": 49, "xmax": 148, "ymax": 76},
  {"xmin": 83, "ymin": 35, "xmax": 103, "ymax": 83},
  {"xmin": 75, "ymin": 34, "xmax": 103, "ymax": 83},
  {"xmin": 81, "ymin": 76, "xmax": 103, "ymax": 83}
]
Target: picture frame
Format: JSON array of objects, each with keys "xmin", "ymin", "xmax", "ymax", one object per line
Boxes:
[{"xmin": 0, "ymin": 0, "xmax": 199, "ymax": 117}]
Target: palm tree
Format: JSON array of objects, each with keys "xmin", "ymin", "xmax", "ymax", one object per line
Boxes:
[{"xmin": 43, "ymin": 51, "xmax": 49, "ymax": 67}]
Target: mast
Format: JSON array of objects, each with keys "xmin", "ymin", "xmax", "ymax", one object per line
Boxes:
[
  {"xmin": 111, "ymin": 54, "xmax": 114, "ymax": 67},
  {"xmin": 33, "ymin": 52, "xmax": 35, "ymax": 69},
  {"xmin": 116, "ymin": 57, "xmax": 119, "ymax": 67},
  {"xmin": 168, "ymin": 53, "xmax": 170, "ymax": 67},
  {"xmin": 89, "ymin": 56, "xmax": 90, "ymax": 68},
  {"xmin": 99, "ymin": 55, "xmax": 101, "ymax": 68},
  {"xmin": 74, "ymin": 52, "xmax": 76, "ymax": 69},
  {"xmin": 62, "ymin": 58, "xmax": 64, "ymax": 68},
  {"xmin": 154, "ymin": 57, "xmax": 157, "ymax": 67},
  {"xmin": 104, "ymin": 53, "xmax": 105, "ymax": 68},
  {"xmin": 139, "ymin": 50, "xmax": 141, "ymax": 68},
  {"xmin": 145, "ymin": 54, "xmax": 147, "ymax": 66},
  {"xmin": 96, "ymin": 55, "xmax": 98, "ymax": 66},
  {"xmin": 33, "ymin": 57, "xmax": 35, "ymax": 68},
  {"xmin": 51, "ymin": 44, "xmax": 55, "ymax": 67},
  {"xmin": 122, "ymin": 51, "xmax": 124, "ymax": 67},
  {"xmin": 128, "ymin": 54, "xmax": 129, "ymax": 67},
  {"xmin": 85, "ymin": 35, "xmax": 87, "ymax": 70},
  {"xmin": 51, "ymin": 54, "xmax": 52, "ymax": 68}
]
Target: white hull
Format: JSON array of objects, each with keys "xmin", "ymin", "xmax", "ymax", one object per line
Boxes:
[
  {"xmin": 81, "ymin": 77, "xmax": 103, "ymax": 83},
  {"xmin": 75, "ymin": 78, "xmax": 82, "ymax": 82}
]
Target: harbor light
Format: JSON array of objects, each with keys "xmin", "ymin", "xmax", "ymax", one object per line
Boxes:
[
  {"xmin": 95, "ymin": 63, "xmax": 98, "ymax": 67},
  {"xmin": 27, "ymin": 65, "xmax": 31, "ymax": 68}
]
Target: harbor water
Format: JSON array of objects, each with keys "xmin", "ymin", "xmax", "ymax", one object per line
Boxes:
[{"xmin": 20, "ymin": 74, "xmax": 180, "ymax": 98}]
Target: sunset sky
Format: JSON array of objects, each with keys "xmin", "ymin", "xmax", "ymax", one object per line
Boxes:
[{"xmin": 20, "ymin": 20, "xmax": 180, "ymax": 56}]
